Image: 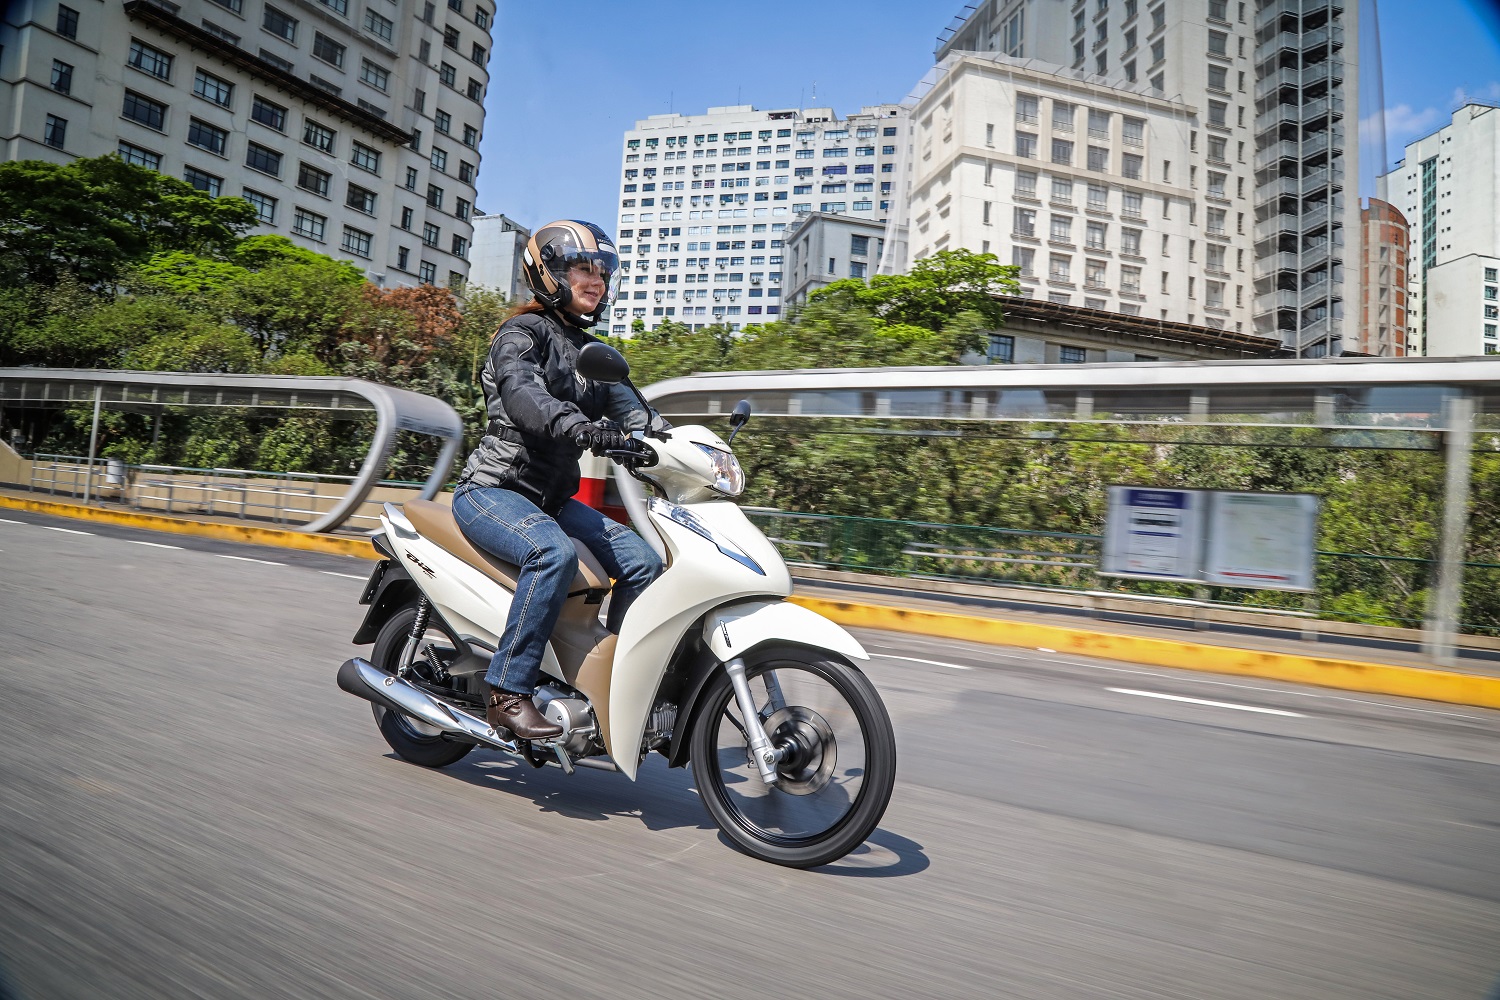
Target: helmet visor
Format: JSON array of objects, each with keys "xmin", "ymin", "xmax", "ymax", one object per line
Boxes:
[{"xmin": 555, "ymin": 248, "xmax": 621, "ymax": 306}]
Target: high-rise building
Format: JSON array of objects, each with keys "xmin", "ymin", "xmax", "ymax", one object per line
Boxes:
[
  {"xmin": 0, "ymin": 0, "xmax": 493, "ymax": 290},
  {"xmin": 612, "ymin": 104, "xmax": 908, "ymax": 335},
  {"xmin": 468, "ymin": 213, "xmax": 530, "ymax": 301},
  {"xmin": 1354, "ymin": 197, "xmax": 1408, "ymax": 356},
  {"xmin": 782, "ymin": 212, "xmax": 888, "ymax": 306},
  {"xmin": 1377, "ymin": 103, "xmax": 1500, "ymax": 357},
  {"xmin": 930, "ymin": 0, "xmax": 1359, "ymax": 355},
  {"xmin": 903, "ymin": 53, "xmax": 1248, "ymax": 328}
]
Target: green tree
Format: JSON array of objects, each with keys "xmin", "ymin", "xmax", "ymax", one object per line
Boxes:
[{"xmin": 805, "ymin": 249, "xmax": 1018, "ymax": 333}]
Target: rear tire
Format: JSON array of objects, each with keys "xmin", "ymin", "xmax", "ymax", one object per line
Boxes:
[
  {"xmin": 369, "ymin": 605, "xmax": 474, "ymax": 769},
  {"xmin": 689, "ymin": 646, "xmax": 896, "ymax": 868}
]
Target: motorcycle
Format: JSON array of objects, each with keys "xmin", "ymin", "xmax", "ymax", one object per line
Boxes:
[{"xmin": 336, "ymin": 342, "xmax": 895, "ymax": 868}]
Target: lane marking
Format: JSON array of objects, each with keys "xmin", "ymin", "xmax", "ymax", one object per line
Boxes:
[
  {"xmin": 125, "ymin": 539, "xmax": 183, "ymax": 550},
  {"xmin": 0, "ymin": 518, "xmax": 24, "ymax": 524},
  {"xmin": 875, "ymin": 654, "xmax": 972, "ymax": 670},
  {"xmin": 860, "ymin": 635, "xmax": 1489, "ymax": 720},
  {"xmin": 217, "ymin": 554, "xmax": 285, "ymax": 566},
  {"xmin": 322, "ymin": 571, "xmax": 369, "ymax": 580},
  {"xmin": 1107, "ymin": 687, "xmax": 1306, "ymax": 717},
  {"xmin": 42, "ymin": 525, "xmax": 92, "ymax": 535}
]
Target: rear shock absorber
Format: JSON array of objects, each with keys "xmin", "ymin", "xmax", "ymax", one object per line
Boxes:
[{"xmin": 397, "ymin": 598, "xmax": 431, "ymax": 678}]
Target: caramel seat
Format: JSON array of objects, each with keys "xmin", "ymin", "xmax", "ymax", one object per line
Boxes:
[{"xmin": 403, "ymin": 499, "xmax": 610, "ymax": 593}]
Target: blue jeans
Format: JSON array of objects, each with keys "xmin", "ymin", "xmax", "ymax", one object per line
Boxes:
[{"xmin": 450, "ymin": 484, "xmax": 663, "ymax": 695}]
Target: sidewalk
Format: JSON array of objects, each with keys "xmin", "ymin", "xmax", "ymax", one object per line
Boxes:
[{"xmin": 4, "ymin": 484, "xmax": 1499, "ymax": 710}]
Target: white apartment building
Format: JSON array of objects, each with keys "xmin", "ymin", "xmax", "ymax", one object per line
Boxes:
[
  {"xmin": 783, "ymin": 212, "xmax": 888, "ymax": 306},
  {"xmin": 932, "ymin": 0, "xmax": 1359, "ymax": 356},
  {"xmin": 0, "ymin": 0, "xmax": 492, "ymax": 289},
  {"xmin": 467, "ymin": 212, "xmax": 529, "ymax": 301},
  {"xmin": 612, "ymin": 104, "xmax": 908, "ymax": 335},
  {"xmin": 904, "ymin": 53, "xmax": 1251, "ymax": 328},
  {"xmin": 1377, "ymin": 103, "xmax": 1500, "ymax": 357}
]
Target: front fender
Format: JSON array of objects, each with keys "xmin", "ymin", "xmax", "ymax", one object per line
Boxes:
[{"xmin": 703, "ymin": 599, "xmax": 868, "ymax": 663}]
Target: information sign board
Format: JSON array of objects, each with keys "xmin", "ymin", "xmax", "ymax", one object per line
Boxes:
[
  {"xmin": 1201, "ymin": 491, "xmax": 1319, "ymax": 592},
  {"xmin": 1099, "ymin": 487, "xmax": 1205, "ymax": 582}
]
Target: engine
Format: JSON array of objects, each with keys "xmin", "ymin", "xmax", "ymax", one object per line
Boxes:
[{"xmin": 534, "ymin": 686, "xmax": 599, "ymax": 756}]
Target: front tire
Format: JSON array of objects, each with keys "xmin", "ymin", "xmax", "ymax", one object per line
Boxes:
[
  {"xmin": 369, "ymin": 604, "xmax": 474, "ymax": 769},
  {"xmin": 689, "ymin": 646, "xmax": 896, "ymax": 868}
]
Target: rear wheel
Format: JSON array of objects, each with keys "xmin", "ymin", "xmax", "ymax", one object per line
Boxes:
[
  {"xmin": 369, "ymin": 604, "xmax": 474, "ymax": 768},
  {"xmin": 689, "ymin": 646, "xmax": 896, "ymax": 868}
]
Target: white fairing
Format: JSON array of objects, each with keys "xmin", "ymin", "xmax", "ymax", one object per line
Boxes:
[{"xmin": 702, "ymin": 600, "xmax": 869, "ymax": 663}]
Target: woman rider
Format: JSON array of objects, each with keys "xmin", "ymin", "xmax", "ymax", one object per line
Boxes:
[{"xmin": 450, "ymin": 220, "xmax": 667, "ymax": 741}]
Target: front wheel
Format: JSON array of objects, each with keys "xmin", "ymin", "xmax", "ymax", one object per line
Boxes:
[
  {"xmin": 368, "ymin": 603, "xmax": 474, "ymax": 769},
  {"xmin": 689, "ymin": 646, "xmax": 896, "ymax": 868}
]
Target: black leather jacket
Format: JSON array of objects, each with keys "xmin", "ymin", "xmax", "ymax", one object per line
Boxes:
[{"xmin": 456, "ymin": 308, "xmax": 663, "ymax": 512}]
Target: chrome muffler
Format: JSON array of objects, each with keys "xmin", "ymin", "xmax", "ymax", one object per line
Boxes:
[{"xmin": 336, "ymin": 657, "xmax": 519, "ymax": 753}]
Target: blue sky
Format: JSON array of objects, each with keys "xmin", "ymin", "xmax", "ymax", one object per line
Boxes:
[{"xmin": 476, "ymin": 0, "xmax": 1500, "ymax": 233}]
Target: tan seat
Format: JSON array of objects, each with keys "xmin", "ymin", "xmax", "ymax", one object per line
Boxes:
[{"xmin": 404, "ymin": 499, "xmax": 611, "ymax": 593}]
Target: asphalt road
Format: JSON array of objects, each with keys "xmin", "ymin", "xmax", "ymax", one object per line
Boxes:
[{"xmin": 2, "ymin": 507, "xmax": 1498, "ymax": 1000}]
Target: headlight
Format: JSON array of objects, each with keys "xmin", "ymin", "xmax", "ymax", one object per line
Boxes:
[{"xmin": 695, "ymin": 443, "xmax": 745, "ymax": 496}]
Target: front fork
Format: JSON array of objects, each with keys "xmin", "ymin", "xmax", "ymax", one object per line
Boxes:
[{"xmin": 724, "ymin": 657, "xmax": 787, "ymax": 786}]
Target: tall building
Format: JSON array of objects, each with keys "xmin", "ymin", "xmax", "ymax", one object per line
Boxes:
[
  {"xmin": 783, "ymin": 212, "xmax": 887, "ymax": 307},
  {"xmin": 930, "ymin": 0, "xmax": 1360, "ymax": 355},
  {"xmin": 613, "ymin": 103, "xmax": 908, "ymax": 335},
  {"xmin": 468, "ymin": 213, "xmax": 530, "ymax": 301},
  {"xmin": 0, "ymin": 0, "xmax": 493, "ymax": 289},
  {"xmin": 1354, "ymin": 197, "xmax": 1408, "ymax": 356},
  {"xmin": 1377, "ymin": 103, "xmax": 1500, "ymax": 357},
  {"xmin": 903, "ymin": 53, "xmax": 1250, "ymax": 329}
]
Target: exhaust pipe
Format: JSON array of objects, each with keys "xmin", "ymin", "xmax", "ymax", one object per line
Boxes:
[{"xmin": 337, "ymin": 658, "xmax": 519, "ymax": 753}]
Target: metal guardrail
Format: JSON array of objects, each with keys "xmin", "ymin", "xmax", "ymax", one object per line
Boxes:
[
  {"xmin": 26, "ymin": 454, "xmax": 423, "ymax": 528},
  {"xmin": 743, "ymin": 509, "xmax": 1500, "ymax": 637}
]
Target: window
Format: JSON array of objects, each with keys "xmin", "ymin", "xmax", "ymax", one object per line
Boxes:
[
  {"xmin": 297, "ymin": 162, "xmax": 331, "ymax": 196},
  {"xmin": 242, "ymin": 189, "xmax": 276, "ymax": 224},
  {"xmin": 440, "ymin": 62, "xmax": 457, "ymax": 87},
  {"xmin": 1012, "ymin": 247, "xmax": 1035, "ymax": 277},
  {"xmin": 1051, "ymin": 139, "xmax": 1073, "ymax": 166},
  {"xmin": 365, "ymin": 9, "xmax": 394, "ymax": 42},
  {"xmin": 183, "ymin": 166, "xmax": 223, "ymax": 196},
  {"xmin": 451, "ymin": 234, "xmax": 469, "ymax": 258},
  {"xmin": 313, "ymin": 32, "xmax": 345, "ymax": 67},
  {"xmin": 262, "ymin": 6, "xmax": 297, "ymax": 41},
  {"xmin": 298, "ymin": 123, "xmax": 333, "ymax": 157},
  {"xmin": 1487, "ymin": 268, "xmax": 1499, "ymax": 282},
  {"xmin": 1087, "ymin": 145, "xmax": 1108, "ymax": 172},
  {"xmin": 360, "ymin": 59, "xmax": 390, "ymax": 92},
  {"xmin": 242, "ymin": 142, "xmax": 282, "ymax": 177},
  {"xmin": 1121, "ymin": 154, "xmax": 1143, "ymax": 180},
  {"xmin": 122, "ymin": 91, "xmax": 167, "ymax": 131},
  {"xmin": 293, "ymin": 208, "xmax": 327, "ymax": 241},
  {"xmin": 1120, "ymin": 266, "xmax": 1141, "ymax": 292},
  {"xmin": 1053, "ymin": 102, "xmax": 1075, "ymax": 132},
  {"xmin": 1060, "ymin": 346, "xmax": 1087, "ymax": 364},
  {"xmin": 431, "ymin": 148, "xmax": 448, "ymax": 172},
  {"xmin": 1488, "ymin": 305, "xmax": 1500, "ymax": 320},
  {"xmin": 1121, "ymin": 228, "xmax": 1142, "ymax": 255},
  {"xmin": 341, "ymin": 226, "xmax": 373, "ymax": 258},
  {"xmin": 1016, "ymin": 94, "xmax": 1039, "ymax": 125},
  {"xmin": 187, "ymin": 119, "xmax": 229, "ymax": 156},
  {"xmin": 455, "ymin": 198, "xmax": 471, "ymax": 221},
  {"xmin": 1209, "ymin": 0, "xmax": 1228, "ymax": 18},
  {"xmin": 1208, "ymin": 30, "xmax": 1228, "ymax": 56},
  {"xmin": 463, "ymin": 125, "xmax": 479, "ymax": 148},
  {"xmin": 1122, "ymin": 190, "xmax": 1143, "ymax": 218},
  {"xmin": 346, "ymin": 183, "xmax": 377, "ymax": 214},
  {"xmin": 1015, "ymin": 171, "xmax": 1038, "ymax": 199},
  {"xmin": 396, "ymin": 246, "xmax": 411, "ymax": 270},
  {"xmin": 1208, "ymin": 65, "xmax": 1228, "ymax": 91},
  {"xmin": 1016, "ymin": 132, "xmax": 1038, "ymax": 158},
  {"xmin": 1087, "ymin": 183, "xmax": 1109, "ymax": 210},
  {"xmin": 1208, "ymin": 101, "xmax": 1228, "ymax": 127},
  {"xmin": 319, "ymin": 0, "xmax": 348, "ymax": 13},
  {"xmin": 351, "ymin": 142, "xmax": 381, "ymax": 174},
  {"xmin": 50, "ymin": 60, "xmax": 73, "ymax": 95},
  {"xmin": 427, "ymin": 184, "xmax": 444, "ymax": 209},
  {"xmin": 261, "ymin": 49, "xmax": 295, "ymax": 72},
  {"xmin": 443, "ymin": 25, "xmax": 461, "ymax": 49},
  {"xmin": 434, "ymin": 110, "xmax": 452, "ymax": 134},
  {"xmin": 422, "ymin": 223, "xmax": 441, "ymax": 248},
  {"xmin": 1050, "ymin": 215, "xmax": 1073, "ymax": 243},
  {"xmin": 1086, "ymin": 259, "xmax": 1108, "ymax": 289},
  {"xmin": 194, "ymin": 69, "xmax": 233, "ymax": 108},
  {"xmin": 1014, "ymin": 207, "xmax": 1037, "ymax": 237},
  {"xmin": 43, "ymin": 114, "xmax": 66, "ymax": 150},
  {"xmin": 418, "ymin": 261, "xmax": 437, "ymax": 284},
  {"xmin": 57, "ymin": 5, "xmax": 79, "ymax": 38},
  {"xmin": 405, "ymin": 166, "xmax": 419, "ymax": 190},
  {"xmin": 475, "ymin": 7, "xmax": 490, "ymax": 30},
  {"xmin": 128, "ymin": 40, "xmax": 172, "ymax": 80},
  {"xmin": 1086, "ymin": 221, "xmax": 1107, "ymax": 251},
  {"xmin": 1051, "ymin": 177, "xmax": 1073, "ymax": 204},
  {"xmin": 1208, "ymin": 136, "xmax": 1228, "ymax": 163},
  {"xmin": 251, "ymin": 96, "xmax": 288, "ymax": 132},
  {"xmin": 1207, "ymin": 208, "xmax": 1227, "ymax": 236},
  {"xmin": 467, "ymin": 79, "xmax": 483, "ymax": 101},
  {"xmin": 1049, "ymin": 254, "xmax": 1071, "ymax": 282},
  {"xmin": 472, "ymin": 42, "xmax": 486, "ymax": 65},
  {"xmin": 117, "ymin": 141, "xmax": 160, "ymax": 169}
]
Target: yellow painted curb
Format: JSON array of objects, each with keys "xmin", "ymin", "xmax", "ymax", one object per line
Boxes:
[
  {"xmin": 789, "ymin": 595, "xmax": 1500, "ymax": 711},
  {"xmin": 0, "ymin": 494, "xmax": 378, "ymax": 560}
]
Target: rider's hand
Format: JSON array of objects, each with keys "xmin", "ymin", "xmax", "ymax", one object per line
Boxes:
[{"xmin": 571, "ymin": 419, "xmax": 630, "ymax": 457}]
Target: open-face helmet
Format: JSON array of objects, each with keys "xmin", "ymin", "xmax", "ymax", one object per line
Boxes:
[{"xmin": 521, "ymin": 220, "xmax": 620, "ymax": 327}]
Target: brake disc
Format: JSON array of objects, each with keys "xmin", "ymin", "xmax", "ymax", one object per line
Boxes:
[{"xmin": 764, "ymin": 706, "xmax": 837, "ymax": 796}]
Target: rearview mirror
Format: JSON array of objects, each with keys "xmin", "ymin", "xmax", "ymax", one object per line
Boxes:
[
  {"xmin": 727, "ymin": 399, "xmax": 752, "ymax": 445},
  {"xmin": 576, "ymin": 342, "xmax": 630, "ymax": 384}
]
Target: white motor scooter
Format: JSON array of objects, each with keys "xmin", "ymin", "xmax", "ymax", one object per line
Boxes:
[{"xmin": 336, "ymin": 343, "xmax": 895, "ymax": 867}]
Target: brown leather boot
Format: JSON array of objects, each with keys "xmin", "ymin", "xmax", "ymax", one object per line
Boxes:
[{"xmin": 486, "ymin": 688, "xmax": 563, "ymax": 741}]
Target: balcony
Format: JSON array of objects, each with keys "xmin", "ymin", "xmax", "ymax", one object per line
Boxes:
[
  {"xmin": 1301, "ymin": 203, "xmax": 1330, "ymax": 232},
  {"xmin": 1253, "ymin": 31, "xmax": 1301, "ymax": 64},
  {"xmin": 1260, "ymin": 175, "xmax": 1302, "ymax": 201},
  {"xmin": 1254, "ymin": 105, "xmax": 1302, "ymax": 133},
  {"xmin": 1253, "ymin": 140, "xmax": 1299, "ymax": 171},
  {"xmin": 1254, "ymin": 61, "xmax": 1344, "ymax": 100},
  {"xmin": 1253, "ymin": 288, "xmax": 1301, "ymax": 319},
  {"xmin": 1301, "ymin": 166, "xmax": 1342, "ymax": 196},
  {"xmin": 1254, "ymin": 212, "xmax": 1298, "ymax": 241},
  {"xmin": 1300, "ymin": 282, "xmax": 1335, "ymax": 307}
]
